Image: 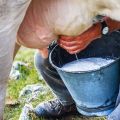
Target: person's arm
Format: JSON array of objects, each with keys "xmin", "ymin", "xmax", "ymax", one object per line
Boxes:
[
  {"xmin": 105, "ymin": 18, "xmax": 120, "ymax": 32},
  {"xmin": 58, "ymin": 18, "xmax": 120, "ymax": 54}
]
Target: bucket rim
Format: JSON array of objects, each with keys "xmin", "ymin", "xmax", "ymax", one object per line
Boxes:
[{"xmin": 49, "ymin": 45, "xmax": 120, "ymax": 74}]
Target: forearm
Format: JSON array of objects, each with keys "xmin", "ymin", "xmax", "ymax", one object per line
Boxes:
[
  {"xmin": 88, "ymin": 18, "xmax": 120, "ymax": 42},
  {"xmin": 105, "ymin": 18, "xmax": 120, "ymax": 32},
  {"xmin": 91, "ymin": 17, "xmax": 120, "ymax": 37},
  {"xmin": 58, "ymin": 17, "xmax": 120, "ymax": 54}
]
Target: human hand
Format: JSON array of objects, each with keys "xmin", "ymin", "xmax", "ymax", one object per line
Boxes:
[{"xmin": 58, "ymin": 23, "xmax": 101, "ymax": 54}]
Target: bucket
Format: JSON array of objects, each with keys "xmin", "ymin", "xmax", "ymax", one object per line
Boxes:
[{"xmin": 49, "ymin": 32, "xmax": 120, "ymax": 116}]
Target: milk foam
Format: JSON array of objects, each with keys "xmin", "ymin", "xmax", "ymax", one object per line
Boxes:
[{"xmin": 62, "ymin": 58, "xmax": 114, "ymax": 72}]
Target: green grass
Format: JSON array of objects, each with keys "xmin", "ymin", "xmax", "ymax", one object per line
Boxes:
[
  {"xmin": 4, "ymin": 48, "xmax": 106, "ymax": 120},
  {"xmin": 4, "ymin": 48, "xmax": 54, "ymax": 120}
]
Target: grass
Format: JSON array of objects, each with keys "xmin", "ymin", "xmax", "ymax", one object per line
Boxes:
[
  {"xmin": 4, "ymin": 48, "xmax": 54, "ymax": 120},
  {"xmin": 4, "ymin": 48, "xmax": 106, "ymax": 120}
]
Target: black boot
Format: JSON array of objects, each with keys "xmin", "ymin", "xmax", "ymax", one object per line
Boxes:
[{"xmin": 34, "ymin": 99, "xmax": 78, "ymax": 118}]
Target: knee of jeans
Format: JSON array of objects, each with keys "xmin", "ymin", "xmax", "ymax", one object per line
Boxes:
[{"xmin": 34, "ymin": 51, "xmax": 44, "ymax": 71}]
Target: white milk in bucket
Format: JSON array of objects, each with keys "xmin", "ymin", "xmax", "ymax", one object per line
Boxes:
[{"xmin": 62, "ymin": 58, "xmax": 114, "ymax": 72}]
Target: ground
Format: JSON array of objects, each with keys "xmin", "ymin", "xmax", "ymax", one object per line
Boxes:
[{"xmin": 4, "ymin": 48, "xmax": 106, "ymax": 120}]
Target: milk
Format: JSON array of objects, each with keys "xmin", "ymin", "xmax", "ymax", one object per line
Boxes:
[{"xmin": 62, "ymin": 58, "xmax": 114, "ymax": 72}]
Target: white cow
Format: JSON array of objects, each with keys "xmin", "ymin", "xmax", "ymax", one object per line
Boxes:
[
  {"xmin": 0, "ymin": 0, "xmax": 31, "ymax": 119},
  {"xmin": 0, "ymin": 0, "xmax": 120, "ymax": 119},
  {"xmin": 18, "ymin": 0, "xmax": 120, "ymax": 49}
]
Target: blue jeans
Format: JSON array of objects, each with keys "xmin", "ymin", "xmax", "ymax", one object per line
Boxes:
[{"xmin": 34, "ymin": 51, "xmax": 74, "ymax": 105}]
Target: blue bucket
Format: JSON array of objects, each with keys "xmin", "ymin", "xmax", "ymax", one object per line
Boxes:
[{"xmin": 49, "ymin": 33, "xmax": 120, "ymax": 116}]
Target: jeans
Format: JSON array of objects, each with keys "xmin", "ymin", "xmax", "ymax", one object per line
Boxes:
[{"xmin": 34, "ymin": 51, "xmax": 74, "ymax": 105}]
